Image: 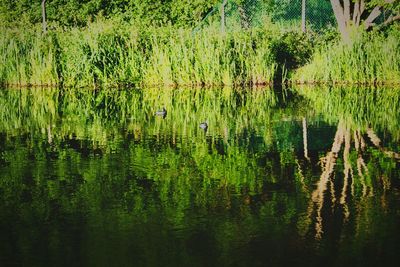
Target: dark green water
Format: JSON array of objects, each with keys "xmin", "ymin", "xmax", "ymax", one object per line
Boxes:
[{"xmin": 0, "ymin": 86, "xmax": 399, "ymax": 267}]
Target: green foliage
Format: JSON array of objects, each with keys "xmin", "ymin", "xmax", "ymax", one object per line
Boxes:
[
  {"xmin": 0, "ymin": 0, "xmax": 220, "ymax": 27},
  {"xmin": 366, "ymin": 0, "xmax": 400, "ymax": 11},
  {"xmin": 1, "ymin": 19, "xmax": 305, "ymax": 87},
  {"xmin": 0, "ymin": 87, "xmax": 281, "ymax": 145},
  {"xmin": 271, "ymin": 31, "xmax": 314, "ymax": 70},
  {"xmin": 293, "ymin": 26, "xmax": 400, "ymax": 84}
]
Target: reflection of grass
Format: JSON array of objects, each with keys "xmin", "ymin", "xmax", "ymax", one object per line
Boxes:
[
  {"xmin": 294, "ymin": 85, "xmax": 400, "ymax": 140},
  {"xmin": 0, "ymin": 87, "xmax": 279, "ymax": 146},
  {"xmin": 0, "ymin": 86, "xmax": 297, "ymax": 230},
  {"xmin": 0, "ymin": 85, "xmax": 399, "ymax": 252}
]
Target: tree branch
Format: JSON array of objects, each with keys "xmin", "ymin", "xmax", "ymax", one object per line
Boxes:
[
  {"xmin": 358, "ymin": 0, "xmax": 365, "ymax": 26},
  {"xmin": 353, "ymin": 1, "xmax": 360, "ymax": 24},
  {"xmin": 344, "ymin": 0, "xmax": 351, "ymax": 26},
  {"xmin": 384, "ymin": 14, "xmax": 400, "ymax": 25},
  {"xmin": 367, "ymin": 128, "xmax": 400, "ymax": 159},
  {"xmin": 365, "ymin": 6, "xmax": 383, "ymax": 29}
]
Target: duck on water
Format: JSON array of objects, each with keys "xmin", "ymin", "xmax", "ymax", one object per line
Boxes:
[
  {"xmin": 199, "ymin": 121, "xmax": 208, "ymax": 131},
  {"xmin": 155, "ymin": 107, "xmax": 167, "ymax": 118}
]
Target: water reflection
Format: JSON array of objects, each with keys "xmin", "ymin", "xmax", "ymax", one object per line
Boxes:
[{"xmin": 0, "ymin": 86, "xmax": 399, "ymax": 266}]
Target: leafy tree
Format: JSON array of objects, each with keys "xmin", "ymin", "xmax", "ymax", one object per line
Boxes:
[
  {"xmin": 0, "ymin": 0, "xmax": 220, "ymax": 27},
  {"xmin": 329, "ymin": 0, "xmax": 400, "ymax": 43}
]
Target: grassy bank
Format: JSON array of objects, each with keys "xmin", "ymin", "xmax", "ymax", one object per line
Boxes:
[
  {"xmin": 293, "ymin": 28, "xmax": 400, "ymax": 84},
  {"xmin": 1, "ymin": 19, "xmax": 307, "ymax": 87},
  {"xmin": 2, "ymin": 19, "xmax": 400, "ymax": 87}
]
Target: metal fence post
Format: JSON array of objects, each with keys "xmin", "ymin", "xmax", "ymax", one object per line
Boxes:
[
  {"xmin": 41, "ymin": 0, "xmax": 47, "ymax": 33},
  {"xmin": 301, "ymin": 0, "xmax": 306, "ymax": 33},
  {"xmin": 221, "ymin": 0, "xmax": 228, "ymax": 33}
]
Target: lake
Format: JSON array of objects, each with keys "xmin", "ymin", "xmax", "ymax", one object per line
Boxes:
[{"xmin": 0, "ymin": 86, "xmax": 399, "ymax": 266}]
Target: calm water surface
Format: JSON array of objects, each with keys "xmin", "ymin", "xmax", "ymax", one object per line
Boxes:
[{"xmin": 0, "ymin": 86, "xmax": 399, "ymax": 266}]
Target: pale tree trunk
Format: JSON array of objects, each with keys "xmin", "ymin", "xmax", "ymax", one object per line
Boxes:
[
  {"xmin": 343, "ymin": 0, "xmax": 351, "ymax": 26},
  {"xmin": 364, "ymin": 6, "xmax": 383, "ymax": 29},
  {"xmin": 330, "ymin": 0, "xmax": 398, "ymax": 43},
  {"xmin": 47, "ymin": 125, "xmax": 52, "ymax": 144},
  {"xmin": 352, "ymin": 0, "xmax": 365, "ymax": 26},
  {"xmin": 365, "ymin": 0, "xmax": 399, "ymax": 29},
  {"xmin": 42, "ymin": 0, "xmax": 47, "ymax": 33},
  {"xmin": 340, "ymin": 128, "xmax": 352, "ymax": 221},
  {"xmin": 330, "ymin": 0, "xmax": 351, "ymax": 43},
  {"xmin": 367, "ymin": 128, "xmax": 400, "ymax": 159}
]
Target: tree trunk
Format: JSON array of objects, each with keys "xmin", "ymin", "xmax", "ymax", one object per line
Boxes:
[
  {"xmin": 343, "ymin": 0, "xmax": 351, "ymax": 26},
  {"xmin": 330, "ymin": 0, "xmax": 350, "ymax": 43},
  {"xmin": 41, "ymin": 0, "xmax": 47, "ymax": 33},
  {"xmin": 330, "ymin": 0, "xmax": 398, "ymax": 43}
]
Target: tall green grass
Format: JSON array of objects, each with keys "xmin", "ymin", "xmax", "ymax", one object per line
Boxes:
[
  {"xmin": 3, "ymin": 19, "xmax": 398, "ymax": 87},
  {"xmin": 293, "ymin": 28, "xmax": 400, "ymax": 84},
  {"xmin": 0, "ymin": 19, "xmax": 285, "ymax": 87},
  {"xmin": 0, "ymin": 26, "xmax": 59, "ymax": 85}
]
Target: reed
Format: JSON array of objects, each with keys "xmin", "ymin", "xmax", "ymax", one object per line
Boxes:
[
  {"xmin": 0, "ymin": 26, "xmax": 58, "ymax": 86},
  {"xmin": 0, "ymin": 19, "xmax": 283, "ymax": 87},
  {"xmin": 293, "ymin": 29, "xmax": 400, "ymax": 84}
]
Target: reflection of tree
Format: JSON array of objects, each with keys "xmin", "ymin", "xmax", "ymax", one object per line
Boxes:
[
  {"xmin": 367, "ymin": 128, "xmax": 400, "ymax": 160},
  {"xmin": 293, "ymin": 85, "xmax": 400, "ymax": 244},
  {"xmin": 302, "ymin": 117, "xmax": 310, "ymax": 161},
  {"xmin": 306, "ymin": 119, "xmax": 399, "ymax": 239},
  {"xmin": 1, "ymin": 86, "xmax": 399, "ymax": 264}
]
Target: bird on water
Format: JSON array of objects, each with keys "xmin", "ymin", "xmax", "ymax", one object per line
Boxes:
[
  {"xmin": 155, "ymin": 107, "xmax": 167, "ymax": 118},
  {"xmin": 199, "ymin": 121, "xmax": 208, "ymax": 131}
]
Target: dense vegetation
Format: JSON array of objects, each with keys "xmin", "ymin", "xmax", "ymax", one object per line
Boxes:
[
  {"xmin": 294, "ymin": 27, "xmax": 400, "ymax": 84},
  {"xmin": 0, "ymin": 0, "xmax": 220, "ymax": 27},
  {"xmin": 0, "ymin": 0, "xmax": 399, "ymax": 86},
  {"xmin": 0, "ymin": 0, "xmax": 334, "ymax": 28},
  {"xmin": 0, "ymin": 18, "xmax": 318, "ymax": 87}
]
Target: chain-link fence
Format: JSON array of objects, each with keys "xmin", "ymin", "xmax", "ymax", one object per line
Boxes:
[{"xmin": 194, "ymin": 0, "xmax": 336, "ymax": 33}]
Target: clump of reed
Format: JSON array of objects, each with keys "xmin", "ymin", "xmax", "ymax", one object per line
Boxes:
[
  {"xmin": 293, "ymin": 28, "xmax": 400, "ymax": 84},
  {"xmin": 0, "ymin": 19, "xmax": 284, "ymax": 87},
  {"xmin": 0, "ymin": 26, "xmax": 58, "ymax": 86}
]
